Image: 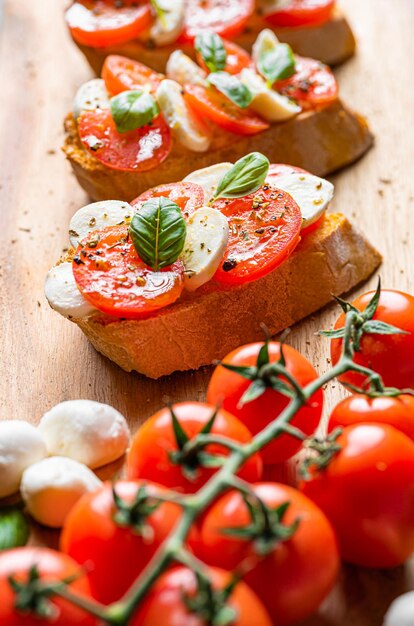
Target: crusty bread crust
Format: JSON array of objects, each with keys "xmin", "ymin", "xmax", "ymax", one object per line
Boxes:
[
  {"xmin": 63, "ymin": 99, "xmax": 373, "ymax": 202},
  {"xmin": 74, "ymin": 6, "xmax": 356, "ymax": 74},
  {"xmin": 66, "ymin": 213, "xmax": 381, "ymax": 378}
]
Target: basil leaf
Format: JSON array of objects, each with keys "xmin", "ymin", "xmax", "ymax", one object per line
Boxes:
[
  {"xmin": 258, "ymin": 43, "xmax": 296, "ymax": 85},
  {"xmin": 110, "ymin": 90, "xmax": 159, "ymax": 133},
  {"xmin": 129, "ymin": 197, "xmax": 186, "ymax": 270},
  {"xmin": 213, "ymin": 152, "xmax": 270, "ymax": 200},
  {"xmin": 0, "ymin": 508, "xmax": 30, "ymax": 551},
  {"xmin": 208, "ymin": 72, "xmax": 253, "ymax": 109},
  {"xmin": 195, "ymin": 31, "xmax": 227, "ymax": 73}
]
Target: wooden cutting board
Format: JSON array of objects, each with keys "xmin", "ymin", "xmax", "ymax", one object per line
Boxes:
[{"xmin": 0, "ymin": 1, "xmax": 413, "ymax": 623}]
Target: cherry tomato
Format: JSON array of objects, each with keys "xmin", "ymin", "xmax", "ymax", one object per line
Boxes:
[
  {"xmin": 198, "ymin": 483, "xmax": 339, "ymax": 626},
  {"xmin": 134, "ymin": 567, "xmax": 272, "ymax": 626},
  {"xmin": 78, "ymin": 109, "xmax": 172, "ymax": 173},
  {"xmin": 127, "ymin": 402, "xmax": 262, "ymax": 493},
  {"xmin": 265, "ymin": 0, "xmax": 335, "ymax": 28},
  {"xmin": 0, "ymin": 548, "xmax": 97, "ymax": 625},
  {"xmin": 185, "ymin": 84, "xmax": 269, "ymax": 135},
  {"xmin": 275, "ymin": 56, "xmax": 338, "ymax": 109},
  {"xmin": 210, "ymin": 186, "xmax": 301, "ymax": 285},
  {"xmin": 65, "ymin": 1, "xmax": 152, "ymax": 48},
  {"xmin": 300, "ymin": 423, "xmax": 414, "ymax": 568},
  {"xmin": 330, "ymin": 290, "xmax": 414, "ymax": 390},
  {"xmin": 101, "ymin": 55, "xmax": 164, "ymax": 96},
  {"xmin": 72, "ymin": 225, "xmax": 184, "ymax": 319},
  {"xmin": 61, "ymin": 481, "xmax": 188, "ymax": 604},
  {"xmin": 196, "ymin": 39, "xmax": 252, "ymax": 76},
  {"xmin": 180, "ymin": 0, "xmax": 254, "ymax": 43},
  {"xmin": 207, "ymin": 342, "xmax": 323, "ymax": 464},
  {"xmin": 132, "ymin": 182, "xmax": 204, "ymax": 218}
]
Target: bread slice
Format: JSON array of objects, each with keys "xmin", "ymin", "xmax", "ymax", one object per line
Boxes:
[
  {"xmin": 63, "ymin": 100, "xmax": 373, "ymax": 203},
  {"xmin": 74, "ymin": 6, "xmax": 356, "ymax": 74},
  {"xmin": 66, "ymin": 213, "xmax": 381, "ymax": 378}
]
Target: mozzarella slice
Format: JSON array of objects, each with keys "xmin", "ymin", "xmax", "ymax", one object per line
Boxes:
[
  {"xmin": 73, "ymin": 79, "xmax": 110, "ymax": 120},
  {"xmin": 240, "ymin": 68, "xmax": 300, "ymax": 121},
  {"xmin": 183, "ymin": 163, "xmax": 233, "ymax": 204},
  {"xmin": 150, "ymin": 0, "xmax": 185, "ymax": 46},
  {"xmin": 156, "ymin": 80, "xmax": 210, "ymax": 152},
  {"xmin": 252, "ymin": 28, "xmax": 281, "ymax": 67},
  {"xmin": 256, "ymin": 0, "xmax": 291, "ymax": 17},
  {"xmin": 69, "ymin": 200, "xmax": 134, "ymax": 248},
  {"xmin": 21, "ymin": 456, "xmax": 102, "ymax": 528},
  {"xmin": 268, "ymin": 171, "xmax": 334, "ymax": 228},
  {"xmin": 181, "ymin": 207, "xmax": 229, "ymax": 291},
  {"xmin": 45, "ymin": 262, "xmax": 95, "ymax": 319},
  {"xmin": 39, "ymin": 400, "xmax": 130, "ymax": 469},
  {"xmin": 0, "ymin": 421, "xmax": 47, "ymax": 498},
  {"xmin": 166, "ymin": 50, "xmax": 208, "ymax": 87},
  {"xmin": 384, "ymin": 592, "xmax": 414, "ymax": 626}
]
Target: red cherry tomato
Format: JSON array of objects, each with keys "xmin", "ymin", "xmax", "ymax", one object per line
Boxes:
[
  {"xmin": 196, "ymin": 39, "xmax": 252, "ymax": 76},
  {"xmin": 180, "ymin": 0, "xmax": 254, "ymax": 43},
  {"xmin": 300, "ymin": 423, "xmax": 414, "ymax": 568},
  {"xmin": 207, "ymin": 342, "xmax": 323, "ymax": 464},
  {"xmin": 78, "ymin": 109, "xmax": 172, "ymax": 173},
  {"xmin": 72, "ymin": 225, "xmax": 184, "ymax": 319},
  {"xmin": 265, "ymin": 0, "xmax": 335, "ymax": 28},
  {"xmin": 0, "ymin": 548, "xmax": 97, "ymax": 625},
  {"xmin": 65, "ymin": 1, "xmax": 152, "ymax": 48},
  {"xmin": 275, "ymin": 56, "xmax": 338, "ymax": 109},
  {"xmin": 102, "ymin": 55, "xmax": 164, "ymax": 96},
  {"xmin": 198, "ymin": 483, "xmax": 339, "ymax": 626},
  {"xmin": 330, "ymin": 290, "xmax": 414, "ymax": 389},
  {"xmin": 132, "ymin": 182, "xmax": 204, "ymax": 218},
  {"xmin": 127, "ymin": 402, "xmax": 262, "ymax": 493}
]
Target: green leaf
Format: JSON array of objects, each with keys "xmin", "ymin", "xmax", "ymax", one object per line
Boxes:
[
  {"xmin": 195, "ymin": 31, "xmax": 226, "ymax": 73},
  {"xmin": 208, "ymin": 71, "xmax": 253, "ymax": 109},
  {"xmin": 332, "ymin": 294, "xmax": 360, "ymax": 315},
  {"xmin": 319, "ymin": 328, "xmax": 346, "ymax": 339},
  {"xmin": 239, "ymin": 379, "xmax": 267, "ymax": 406},
  {"xmin": 258, "ymin": 43, "xmax": 296, "ymax": 85},
  {"xmin": 170, "ymin": 407, "xmax": 189, "ymax": 450},
  {"xmin": 256, "ymin": 342, "xmax": 270, "ymax": 369},
  {"xmin": 363, "ymin": 320, "xmax": 409, "ymax": 336},
  {"xmin": 213, "ymin": 606, "xmax": 237, "ymax": 626},
  {"xmin": 200, "ymin": 408, "xmax": 219, "ymax": 435},
  {"xmin": 268, "ymin": 376, "xmax": 295, "ymax": 399},
  {"xmin": 363, "ymin": 277, "xmax": 382, "ymax": 320},
  {"xmin": 213, "ymin": 152, "xmax": 270, "ymax": 200},
  {"xmin": 220, "ymin": 362, "xmax": 258, "ymax": 380},
  {"xmin": 129, "ymin": 196, "xmax": 186, "ymax": 270},
  {"xmin": 110, "ymin": 90, "xmax": 158, "ymax": 133},
  {"xmin": 0, "ymin": 508, "xmax": 29, "ymax": 551}
]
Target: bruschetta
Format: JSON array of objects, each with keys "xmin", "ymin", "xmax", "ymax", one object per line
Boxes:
[
  {"xmin": 63, "ymin": 31, "xmax": 373, "ymax": 202},
  {"xmin": 46, "ymin": 154, "xmax": 381, "ymax": 378},
  {"xmin": 65, "ymin": 1, "xmax": 356, "ymax": 73}
]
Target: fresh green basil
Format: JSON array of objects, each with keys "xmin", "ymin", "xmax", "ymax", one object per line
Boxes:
[
  {"xmin": 0, "ymin": 508, "xmax": 30, "ymax": 551},
  {"xmin": 258, "ymin": 43, "xmax": 296, "ymax": 85},
  {"xmin": 129, "ymin": 197, "xmax": 186, "ymax": 271},
  {"xmin": 110, "ymin": 90, "xmax": 159, "ymax": 134},
  {"xmin": 195, "ymin": 31, "xmax": 227, "ymax": 73},
  {"xmin": 213, "ymin": 152, "xmax": 270, "ymax": 200},
  {"xmin": 208, "ymin": 72, "xmax": 253, "ymax": 109}
]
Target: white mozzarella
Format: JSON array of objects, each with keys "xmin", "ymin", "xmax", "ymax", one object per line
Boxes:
[
  {"xmin": 166, "ymin": 50, "xmax": 208, "ymax": 87},
  {"xmin": 240, "ymin": 68, "xmax": 300, "ymax": 121},
  {"xmin": 39, "ymin": 400, "xmax": 130, "ymax": 469},
  {"xmin": 150, "ymin": 0, "xmax": 185, "ymax": 46},
  {"xmin": 45, "ymin": 263, "xmax": 95, "ymax": 319},
  {"xmin": 268, "ymin": 171, "xmax": 334, "ymax": 228},
  {"xmin": 0, "ymin": 421, "xmax": 47, "ymax": 498},
  {"xmin": 384, "ymin": 592, "xmax": 414, "ymax": 626},
  {"xmin": 73, "ymin": 79, "xmax": 110, "ymax": 120},
  {"xmin": 156, "ymin": 80, "xmax": 210, "ymax": 152},
  {"xmin": 183, "ymin": 163, "xmax": 233, "ymax": 204},
  {"xmin": 256, "ymin": 0, "xmax": 291, "ymax": 17},
  {"xmin": 21, "ymin": 456, "xmax": 102, "ymax": 528},
  {"xmin": 181, "ymin": 207, "xmax": 229, "ymax": 291},
  {"xmin": 252, "ymin": 28, "xmax": 281, "ymax": 67},
  {"xmin": 69, "ymin": 200, "xmax": 134, "ymax": 248}
]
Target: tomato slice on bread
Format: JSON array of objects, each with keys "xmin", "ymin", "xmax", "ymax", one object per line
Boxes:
[
  {"xmin": 102, "ymin": 55, "xmax": 164, "ymax": 96},
  {"xmin": 196, "ymin": 39, "xmax": 252, "ymax": 76},
  {"xmin": 275, "ymin": 57, "xmax": 338, "ymax": 109},
  {"xmin": 65, "ymin": 1, "xmax": 153, "ymax": 48},
  {"xmin": 132, "ymin": 182, "xmax": 204, "ymax": 218},
  {"xmin": 180, "ymin": 0, "xmax": 254, "ymax": 43},
  {"xmin": 72, "ymin": 225, "xmax": 184, "ymax": 319},
  {"xmin": 265, "ymin": 0, "xmax": 335, "ymax": 28}
]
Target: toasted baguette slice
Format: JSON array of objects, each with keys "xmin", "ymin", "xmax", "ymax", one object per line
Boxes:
[
  {"xmin": 75, "ymin": 6, "xmax": 356, "ymax": 74},
  {"xmin": 67, "ymin": 213, "xmax": 381, "ymax": 378},
  {"xmin": 63, "ymin": 100, "xmax": 373, "ymax": 203}
]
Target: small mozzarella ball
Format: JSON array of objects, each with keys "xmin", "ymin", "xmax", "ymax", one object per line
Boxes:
[
  {"xmin": 0, "ymin": 421, "xmax": 47, "ymax": 498},
  {"xmin": 384, "ymin": 592, "xmax": 414, "ymax": 626},
  {"xmin": 21, "ymin": 457, "xmax": 102, "ymax": 528},
  {"xmin": 252, "ymin": 28, "xmax": 281, "ymax": 67},
  {"xmin": 166, "ymin": 50, "xmax": 208, "ymax": 87},
  {"xmin": 149, "ymin": 0, "xmax": 185, "ymax": 46},
  {"xmin": 69, "ymin": 200, "xmax": 134, "ymax": 248},
  {"xmin": 39, "ymin": 400, "xmax": 130, "ymax": 469},
  {"xmin": 183, "ymin": 163, "xmax": 233, "ymax": 204},
  {"xmin": 73, "ymin": 79, "xmax": 110, "ymax": 120},
  {"xmin": 45, "ymin": 263, "xmax": 96, "ymax": 319}
]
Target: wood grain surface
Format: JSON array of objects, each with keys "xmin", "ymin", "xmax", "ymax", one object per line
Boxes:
[{"xmin": 0, "ymin": 1, "xmax": 414, "ymax": 623}]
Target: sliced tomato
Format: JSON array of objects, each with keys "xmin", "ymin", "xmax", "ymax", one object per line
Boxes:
[
  {"xmin": 102, "ymin": 55, "xmax": 164, "ymax": 96},
  {"xmin": 78, "ymin": 109, "xmax": 171, "ymax": 173},
  {"xmin": 211, "ymin": 186, "xmax": 302, "ymax": 285},
  {"xmin": 180, "ymin": 0, "xmax": 254, "ymax": 43},
  {"xmin": 275, "ymin": 56, "xmax": 338, "ymax": 109},
  {"xmin": 185, "ymin": 85, "xmax": 268, "ymax": 136},
  {"xmin": 196, "ymin": 39, "xmax": 252, "ymax": 76},
  {"xmin": 132, "ymin": 182, "xmax": 204, "ymax": 219},
  {"xmin": 265, "ymin": 0, "xmax": 335, "ymax": 28},
  {"xmin": 72, "ymin": 225, "xmax": 184, "ymax": 319},
  {"xmin": 65, "ymin": 1, "xmax": 153, "ymax": 48}
]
